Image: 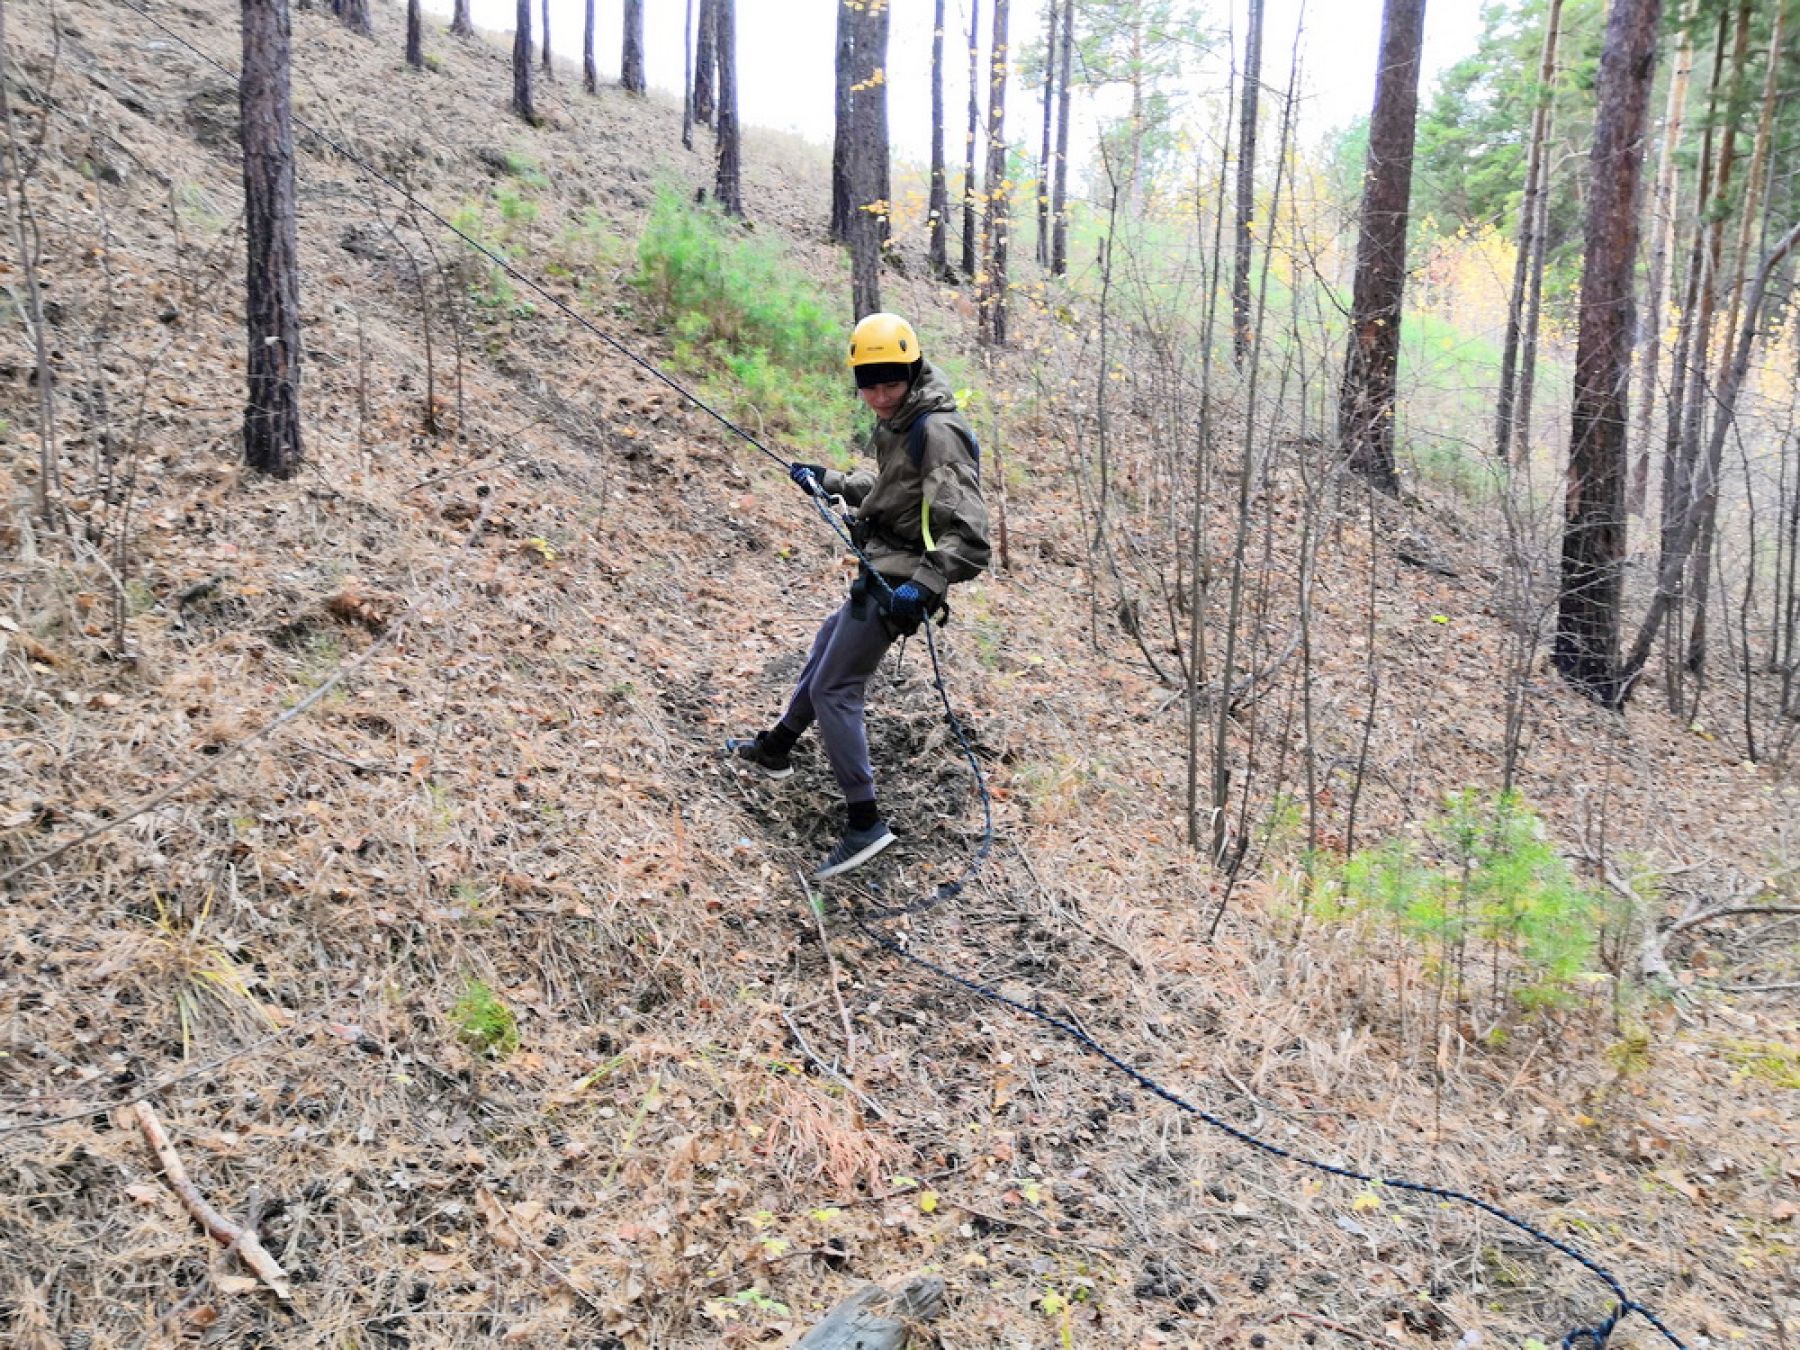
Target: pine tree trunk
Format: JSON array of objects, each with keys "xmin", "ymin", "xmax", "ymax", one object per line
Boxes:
[
  {"xmin": 961, "ymin": 0, "xmax": 981, "ymax": 279},
  {"xmin": 405, "ymin": 0, "xmax": 423, "ymax": 68},
  {"xmin": 584, "ymin": 0, "xmax": 598, "ymax": 94},
  {"xmin": 1687, "ymin": 0, "xmax": 1784, "ymax": 679},
  {"xmin": 831, "ymin": 0, "xmax": 856, "ymax": 243},
  {"xmin": 1050, "ymin": 0, "xmax": 1072, "ymax": 276},
  {"xmin": 849, "ymin": 0, "xmax": 890, "ymax": 315},
  {"xmin": 1036, "ymin": 0, "xmax": 1056, "ymax": 269},
  {"xmin": 1336, "ymin": 0, "xmax": 1427, "ymax": 496},
  {"xmin": 337, "ymin": 0, "xmax": 372, "ymax": 37},
  {"xmin": 978, "ymin": 0, "xmax": 1011, "ymax": 346},
  {"xmin": 1493, "ymin": 0, "xmax": 1562, "ymax": 458},
  {"xmin": 512, "ymin": 0, "xmax": 535, "ymax": 122},
  {"xmin": 540, "ymin": 0, "xmax": 552, "ymax": 74},
  {"xmin": 1509, "ymin": 77, "xmax": 1556, "ymax": 466},
  {"xmin": 450, "ymin": 0, "xmax": 473, "ymax": 38},
  {"xmin": 694, "ymin": 0, "xmax": 718, "ymax": 127},
  {"xmin": 714, "ymin": 0, "xmax": 742, "ymax": 216},
  {"xmin": 622, "ymin": 0, "xmax": 646, "ymax": 95},
  {"xmin": 927, "ymin": 0, "xmax": 950, "ymax": 274},
  {"xmin": 1629, "ymin": 7, "xmax": 1694, "ymax": 515},
  {"xmin": 873, "ymin": 0, "xmax": 891, "ymax": 247},
  {"xmin": 681, "ymin": 0, "xmax": 694, "ymax": 147},
  {"xmin": 1553, "ymin": 0, "xmax": 1663, "ymax": 706},
  {"xmin": 1231, "ymin": 0, "xmax": 1264, "ymax": 365},
  {"xmin": 241, "ymin": 0, "xmax": 303, "ymax": 479}
]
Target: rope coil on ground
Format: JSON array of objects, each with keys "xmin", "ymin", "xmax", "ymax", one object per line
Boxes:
[{"xmin": 105, "ymin": 6, "xmax": 1692, "ymax": 1344}]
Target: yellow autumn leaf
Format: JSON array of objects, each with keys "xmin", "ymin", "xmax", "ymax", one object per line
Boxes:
[
  {"xmin": 1352, "ymin": 1191, "xmax": 1383, "ymax": 1213},
  {"xmin": 919, "ymin": 1191, "xmax": 939, "ymax": 1214}
]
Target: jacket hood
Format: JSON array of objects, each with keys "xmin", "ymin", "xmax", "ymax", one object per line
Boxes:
[{"xmin": 885, "ymin": 359, "xmax": 958, "ymax": 434}]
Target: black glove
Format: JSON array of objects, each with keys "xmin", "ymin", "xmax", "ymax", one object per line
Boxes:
[{"xmin": 789, "ymin": 462, "xmax": 828, "ymax": 495}]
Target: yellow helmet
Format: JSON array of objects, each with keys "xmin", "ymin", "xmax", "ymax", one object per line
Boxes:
[{"xmin": 847, "ymin": 312, "xmax": 921, "ymax": 369}]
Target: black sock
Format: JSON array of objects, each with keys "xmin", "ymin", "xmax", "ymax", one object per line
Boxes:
[
  {"xmin": 765, "ymin": 722, "xmax": 800, "ymax": 755},
  {"xmin": 847, "ymin": 799, "xmax": 879, "ymax": 832}
]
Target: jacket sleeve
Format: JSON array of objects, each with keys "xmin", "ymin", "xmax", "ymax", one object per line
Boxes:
[
  {"xmin": 821, "ymin": 467, "xmax": 877, "ymax": 506},
  {"xmin": 910, "ymin": 422, "xmax": 991, "ymax": 598}
]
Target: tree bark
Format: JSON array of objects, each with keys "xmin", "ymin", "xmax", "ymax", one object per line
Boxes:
[
  {"xmin": 680, "ymin": 0, "xmax": 693, "ymax": 145},
  {"xmin": 1629, "ymin": 4, "xmax": 1694, "ymax": 513},
  {"xmin": 1686, "ymin": 0, "xmax": 1784, "ymax": 678},
  {"xmin": 694, "ymin": 0, "xmax": 718, "ymax": 127},
  {"xmin": 621, "ymin": 0, "xmax": 645, "ymax": 95},
  {"xmin": 1553, "ymin": 0, "xmax": 1663, "ymax": 705},
  {"xmin": 540, "ymin": 0, "xmax": 552, "ymax": 75},
  {"xmin": 1231, "ymin": 0, "xmax": 1264, "ymax": 365},
  {"xmin": 961, "ymin": 0, "xmax": 981, "ymax": 279},
  {"xmin": 241, "ymin": 0, "xmax": 303, "ymax": 479},
  {"xmin": 1336, "ymin": 0, "xmax": 1427, "ymax": 496},
  {"xmin": 978, "ymin": 0, "xmax": 1011, "ymax": 346},
  {"xmin": 335, "ymin": 0, "xmax": 372, "ymax": 37},
  {"xmin": 928, "ymin": 0, "xmax": 950, "ymax": 273},
  {"xmin": 849, "ymin": 0, "xmax": 890, "ymax": 316},
  {"xmin": 1050, "ymin": 0, "xmax": 1073, "ymax": 276},
  {"xmin": 1493, "ymin": 0, "xmax": 1562, "ymax": 459},
  {"xmin": 405, "ymin": 0, "xmax": 423, "ymax": 68},
  {"xmin": 1036, "ymin": 0, "xmax": 1057, "ymax": 269},
  {"xmin": 449, "ymin": 0, "xmax": 472, "ymax": 38},
  {"xmin": 584, "ymin": 0, "xmax": 598, "ymax": 94},
  {"xmin": 713, "ymin": 0, "xmax": 742, "ymax": 216},
  {"xmin": 512, "ymin": 0, "xmax": 535, "ymax": 122},
  {"xmin": 831, "ymin": 0, "xmax": 856, "ymax": 242}
]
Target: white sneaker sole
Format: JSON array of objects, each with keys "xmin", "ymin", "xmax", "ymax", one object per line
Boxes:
[
  {"xmin": 725, "ymin": 740, "xmax": 794, "ymax": 781},
  {"xmin": 813, "ymin": 828, "xmax": 896, "ymax": 880}
]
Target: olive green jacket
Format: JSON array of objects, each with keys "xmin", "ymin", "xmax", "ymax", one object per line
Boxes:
[{"xmin": 819, "ymin": 361, "xmax": 991, "ymax": 600}]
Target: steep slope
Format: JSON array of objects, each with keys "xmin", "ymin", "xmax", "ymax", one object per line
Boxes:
[{"xmin": 0, "ymin": 3, "xmax": 1793, "ymax": 1348}]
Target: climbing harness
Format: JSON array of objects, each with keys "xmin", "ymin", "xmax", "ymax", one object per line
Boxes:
[{"xmin": 109, "ymin": 6, "xmax": 1693, "ymax": 1343}]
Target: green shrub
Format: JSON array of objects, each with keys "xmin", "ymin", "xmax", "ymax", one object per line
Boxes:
[
  {"xmin": 633, "ymin": 187, "xmax": 857, "ymax": 454},
  {"xmin": 452, "ymin": 979, "xmax": 519, "ymax": 1059},
  {"xmin": 1313, "ymin": 789, "xmax": 1607, "ymax": 1018}
]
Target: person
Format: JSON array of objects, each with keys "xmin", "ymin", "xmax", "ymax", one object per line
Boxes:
[{"xmin": 728, "ymin": 312, "xmax": 990, "ymax": 879}]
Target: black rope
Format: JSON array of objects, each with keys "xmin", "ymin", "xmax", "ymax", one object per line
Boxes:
[{"xmin": 107, "ymin": 6, "xmax": 1690, "ymax": 1345}]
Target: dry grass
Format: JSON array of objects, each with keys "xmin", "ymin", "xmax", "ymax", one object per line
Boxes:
[{"xmin": 0, "ymin": 0, "xmax": 1794, "ymax": 1347}]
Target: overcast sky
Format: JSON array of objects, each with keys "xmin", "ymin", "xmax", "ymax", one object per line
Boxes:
[{"xmin": 424, "ymin": 1, "xmax": 1485, "ymax": 166}]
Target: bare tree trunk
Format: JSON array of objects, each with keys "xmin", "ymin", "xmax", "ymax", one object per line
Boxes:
[
  {"xmin": 540, "ymin": 0, "xmax": 552, "ymax": 75},
  {"xmin": 405, "ymin": 0, "xmax": 423, "ymax": 68},
  {"xmin": 928, "ymin": 0, "xmax": 950, "ymax": 274},
  {"xmin": 694, "ymin": 0, "xmax": 718, "ymax": 127},
  {"xmin": 1336, "ymin": 0, "xmax": 1427, "ymax": 496},
  {"xmin": 713, "ymin": 0, "xmax": 742, "ymax": 216},
  {"xmin": 1553, "ymin": 0, "xmax": 1663, "ymax": 705},
  {"xmin": 849, "ymin": 0, "xmax": 890, "ymax": 316},
  {"xmin": 512, "ymin": 0, "xmax": 536, "ymax": 122},
  {"xmin": 1036, "ymin": 0, "xmax": 1056, "ymax": 269},
  {"xmin": 1050, "ymin": 0, "xmax": 1072, "ymax": 276},
  {"xmin": 584, "ymin": 0, "xmax": 598, "ymax": 94},
  {"xmin": 1623, "ymin": 217, "xmax": 1800, "ymax": 702},
  {"xmin": 1687, "ymin": 0, "xmax": 1784, "ymax": 679},
  {"xmin": 241, "ymin": 0, "xmax": 303, "ymax": 478},
  {"xmin": 1629, "ymin": 5, "xmax": 1695, "ymax": 513},
  {"xmin": 961, "ymin": 0, "xmax": 981, "ymax": 279},
  {"xmin": 978, "ymin": 0, "xmax": 1011, "ymax": 346},
  {"xmin": 680, "ymin": 0, "xmax": 693, "ymax": 145},
  {"xmin": 1231, "ymin": 0, "xmax": 1264, "ymax": 366},
  {"xmin": 831, "ymin": 0, "xmax": 856, "ymax": 242},
  {"xmin": 336, "ymin": 0, "xmax": 372, "ymax": 37},
  {"xmin": 621, "ymin": 0, "xmax": 645, "ymax": 94},
  {"xmin": 1493, "ymin": 0, "xmax": 1562, "ymax": 459},
  {"xmin": 449, "ymin": 0, "xmax": 473, "ymax": 38}
]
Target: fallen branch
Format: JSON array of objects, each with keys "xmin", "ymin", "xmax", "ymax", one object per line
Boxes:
[
  {"xmin": 796, "ymin": 1273, "xmax": 946, "ymax": 1350},
  {"xmin": 133, "ymin": 1102, "xmax": 292, "ymax": 1300}
]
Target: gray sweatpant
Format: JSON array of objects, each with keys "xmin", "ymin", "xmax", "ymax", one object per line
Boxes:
[{"xmin": 779, "ymin": 585, "xmax": 902, "ymax": 806}]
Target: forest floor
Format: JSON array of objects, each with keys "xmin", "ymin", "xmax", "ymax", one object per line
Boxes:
[{"xmin": 0, "ymin": 2, "xmax": 1795, "ymax": 1347}]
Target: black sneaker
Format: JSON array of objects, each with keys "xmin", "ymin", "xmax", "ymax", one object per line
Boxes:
[
  {"xmin": 726, "ymin": 733, "xmax": 794, "ymax": 781},
  {"xmin": 813, "ymin": 820, "xmax": 897, "ymax": 880}
]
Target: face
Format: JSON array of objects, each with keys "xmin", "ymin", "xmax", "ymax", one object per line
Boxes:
[{"xmin": 858, "ymin": 380, "xmax": 910, "ymax": 420}]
